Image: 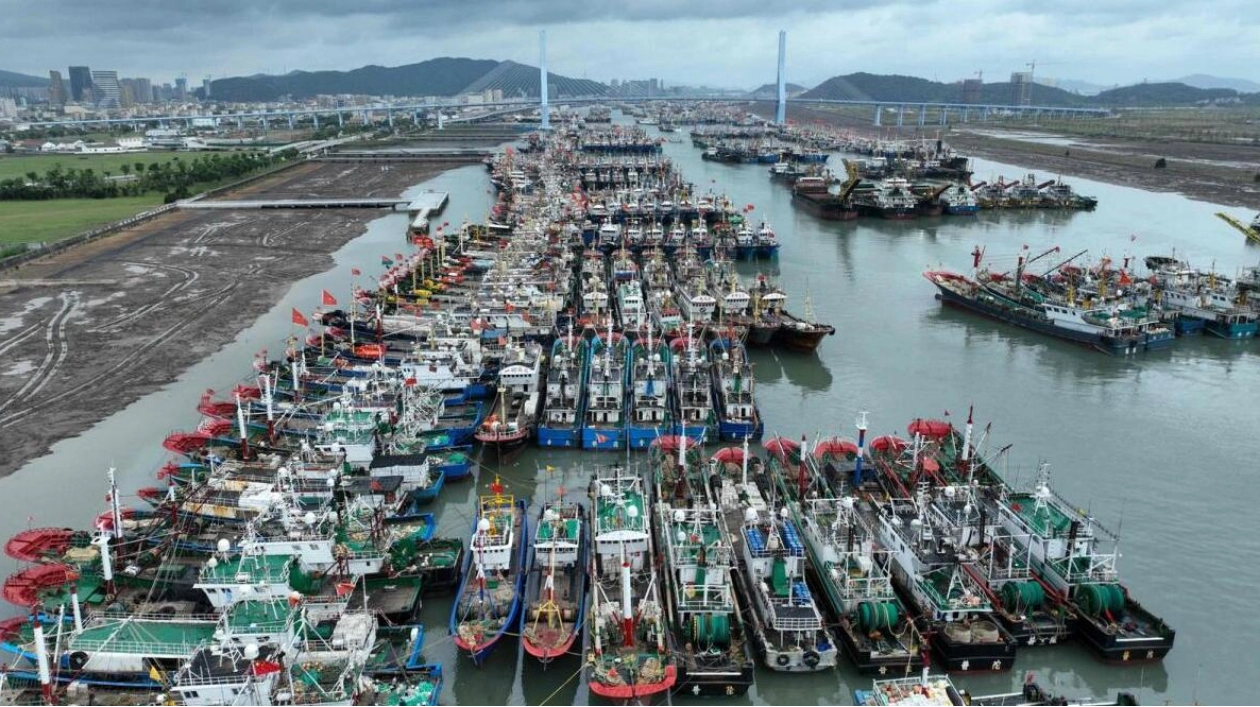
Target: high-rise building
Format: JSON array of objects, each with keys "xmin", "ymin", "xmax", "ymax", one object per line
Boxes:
[
  {"xmin": 91, "ymin": 70, "xmax": 121, "ymax": 108},
  {"xmin": 1009, "ymin": 71, "xmax": 1032, "ymax": 106},
  {"xmin": 48, "ymin": 70, "xmax": 66, "ymax": 105},
  {"xmin": 961, "ymin": 78, "xmax": 983, "ymax": 104},
  {"xmin": 132, "ymin": 77, "xmax": 152, "ymax": 105},
  {"xmin": 119, "ymin": 81, "xmax": 135, "ymax": 109},
  {"xmin": 175, "ymin": 77, "xmax": 188, "ymax": 99},
  {"xmin": 68, "ymin": 66, "xmax": 92, "ymax": 102},
  {"xmin": 202, "ymin": 76, "xmax": 212, "ymax": 99}
]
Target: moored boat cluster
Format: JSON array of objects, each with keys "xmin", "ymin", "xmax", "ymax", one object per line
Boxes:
[
  {"xmin": 0, "ymin": 119, "xmax": 1167, "ymax": 707},
  {"xmin": 927, "ymin": 247, "xmax": 1260, "ymax": 353}
]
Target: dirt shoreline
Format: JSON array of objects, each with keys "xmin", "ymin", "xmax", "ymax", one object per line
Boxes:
[
  {"xmin": 0, "ymin": 157, "xmax": 478, "ymax": 477},
  {"xmin": 756, "ymin": 104, "xmax": 1260, "ymax": 209}
]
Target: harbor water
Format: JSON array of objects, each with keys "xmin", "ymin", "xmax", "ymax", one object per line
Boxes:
[{"xmin": 4, "ymin": 125, "xmax": 1259, "ymax": 704}]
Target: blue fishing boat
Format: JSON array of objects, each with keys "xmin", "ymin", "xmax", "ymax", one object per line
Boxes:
[
  {"xmin": 709, "ymin": 338, "xmax": 763, "ymax": 441},
  {"xmin": 626, "ymin": 330, "xmax": 672, "ymax": 449},
  {"xmin": 537, "ymin": 336, "xmax": 584, "ymax": 449},
  {"xmin": 580, "ymin": 328, "xmax": 627, "ymax": 451},
  {"xmin": 670, "ymin": 327, "xmax": 717, "ymax": 442},
  {"xmin": 450, "ymin": 488, "xmax": 529, "ymax": 666}
]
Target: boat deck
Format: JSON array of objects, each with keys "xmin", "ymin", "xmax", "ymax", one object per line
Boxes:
[{"xmin": 70, "ymin": 617, "xmax": 217, "ymax": 654}]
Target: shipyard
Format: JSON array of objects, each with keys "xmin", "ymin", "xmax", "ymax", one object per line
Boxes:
[{"xmin": 2, "ymin": 7, "xmax": 1260, "ymax": 707}]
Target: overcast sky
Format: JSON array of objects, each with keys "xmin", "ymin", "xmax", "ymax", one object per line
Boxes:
[{"xmin": 4, "ymin": 0, "xmax": 1257, "ymax": 89}]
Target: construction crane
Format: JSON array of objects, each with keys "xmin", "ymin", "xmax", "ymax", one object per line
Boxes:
[{"xmin": 1215, "ymin": 212, "xmax": 1260, "ymax": 244}]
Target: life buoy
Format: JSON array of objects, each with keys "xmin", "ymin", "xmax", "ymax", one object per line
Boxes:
[
  {"xmin": 69, "ymin": 651, "xmax": 89, "ymax": 670},
  {"xmin": 803, "ymin": 650, "xmax": 821, "ymax": 668},
  {"xmin": 775, "ymin": 652, "xmax": 791, "ymax": 667}
]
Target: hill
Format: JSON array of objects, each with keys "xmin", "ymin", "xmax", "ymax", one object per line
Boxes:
[
  {"xmin": 801, "ymin": 72, "xmax": 1086, "ymax": 106},
  {"xmin": 747, "ymin": 82, "xmax": 809, "ymax": 98},
  {"xmin": 0, "ymin": 70, "xmax": 48, "ymax": 87},
  {"xmin": 1173, "ymin": 74, "xmax": 1260, "ymax": 93},
  {"xmin": 1096, "ymin": 82, "xmax": 1240, "ymax": 106},
  {"xmin": 460, "ymin": 61, "xmax": 606, "ymax": 98},
  {"xmin": 204, "ymin": 57, "xmax": 499, "ymax": 101},
  {"xmin": 201, "ymin": 57, "xmax": 604, "ymax": 102},
  {"xmin": 800, "ymin": 72, "xmax": 1260, "ymax": 107}
]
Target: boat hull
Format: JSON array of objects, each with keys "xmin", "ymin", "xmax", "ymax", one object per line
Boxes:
[
  {"xmin": 627, "ymin": 424, "xmax": 666, "ymax": 450},
  {"xmin": 932, "ymin": 280, "xmax": 1160, "ymax": 355},
  {"xmin": 536, "ymin": 425, "xmax": 581, "ymax": 448},
  {"xmin": 581, "ymin": 427, "xmax": 626, "ymax": 451}
]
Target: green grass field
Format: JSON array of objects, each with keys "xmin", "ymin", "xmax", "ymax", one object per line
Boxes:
[
  {"xmin": 0, "ymin": 152, "xmax": 186, "ymax": 181},
  {"xmin": 0, "ymin": 196, "xmax": 164, "ymax": 244}
]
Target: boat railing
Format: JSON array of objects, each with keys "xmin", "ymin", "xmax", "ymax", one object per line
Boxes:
[
  {"xmin": 765, "ymin": 610, "xmax": 823, "ymax": 632},
  {"xmin": 674, "ymin": 582, "xmax": 733, "ymax": 611},
  {"xmin": 177, "ymin": 662, "xmax": 259, "ymax": 687},
  {"xmin": 71, "ymin": 631, "xmax": 209, "ymax": 655}
]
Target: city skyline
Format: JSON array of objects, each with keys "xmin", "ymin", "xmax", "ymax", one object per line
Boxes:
[{"xmin": 2, "ymin": 0, "xmax": 1257, "ymax": 91}]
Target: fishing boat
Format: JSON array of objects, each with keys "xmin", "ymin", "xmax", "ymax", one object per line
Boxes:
[
  {"xmin": 708, "ymin": 337, "xmax": 763, "ymax": 441},
  {"xmin": 755, "ymin": 221, "xmax": 781, "ymax": 259},
  {"xmin": 615, "ymin": 278, "xmax": 650, "ymax": 334},
  {"xmin": 733, "ymin": 222, "xmax": 758, "ymax": 260},
  {"xmin": 1148, "ymin": 262, "xmax": 1257, "ymax": 339},
  {"xmin": 875, "ymin": 487, "xmax": 1019, "ymax": 673},
  {"xmin": 795, "ymin": 492, "xmax": 927, "ymax": 675},
  {"xmin": 675, "ymin": 252, "xmax": 717, "ymax": 325},
  {"xmin": 938, "ymin": 184, "xmax": 979, "ymax": 215},
  {"xmin": 655, "ymin": 480, "xmax": 755, "ymax": 695},
  {"xmin": 670, "ymin": 328, "xmax": 717, "ymax": 442},
  {"xmin": 708, "ymin": 258, "xmax": 752, "ymax": 333},
  {"xmin": 580, "ymin": 328, "xmax": 627, "ymax": 451},
  {"xmin": 626, "ymin": 330, "xmax": 673, "ymax": 449},
  {"xmin": 642, "ymin": 249, "xmax": 680, "ymax": 333},
  {"xmin": 450, "ymin": 487, "xmax": 529, "ymax": 665},
  {"xmin": 710, "ymin": 444, "xmax": 839, "ymax": 672},
  {"xmin": 520, "ymin": 495, "xmax": 588, "ymax": 664},
  {"xmin": 854, "ymin": 671, "xmax": 1138, "ymax": 706},
  {"xmin": 925, "ymin": 247, "xmax": 1174, "ymax": 355},
  {"xmin": 774, "ymin": 291, "xmax": 836, "ymax": 353},
  {"xmin": 792, "ymin": 177, "xmax": 859, "ymax": 220},
  {"xmin": 853, "ymin": 177, "xmax": 918, "ymax": 219},
  {"xmin": 537, "ymin": 336, "xmax": 583, "ymax": 449},
  {"xmin": 584, "ymin": 465, "xmax": 676, "ymax": 700},
  {"xmin": 996, "ymin": 465, "xmax": 1175, "ymax": 663},
  {"xmin": 474, "ymin": 340, "xmax": 543, "ymax": 452}
]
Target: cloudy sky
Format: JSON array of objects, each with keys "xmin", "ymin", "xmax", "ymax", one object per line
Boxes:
[{"xmin": 4, "ymin": 0, "xmax": 1257, "ymax": 89}]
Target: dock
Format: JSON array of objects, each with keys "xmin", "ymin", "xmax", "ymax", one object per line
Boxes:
[
  {"xmin": 179, "ymin": 198, "xmax": 411, "ymax": 210},
  {"xmin": 407, "ymin": 191, "xmax": 449, "ymax": 222}
]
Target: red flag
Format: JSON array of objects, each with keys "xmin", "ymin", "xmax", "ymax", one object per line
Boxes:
[
  {"xmin": 595, "ymin": 433, "xmax": 609, "ymax": 444},
  {"xmin": 291, "ymin": 308, "xmax": 309, "ymax": 328},
  {"xmin": 251, "ymin": 660, "xmax": 283, "ymax": 676},
  {"xmin": 404, "ymin": 377, "xmax": 417, "ymax": 387},
  {"xmin": 1119, "ymin": 270, "xmax": 1133, "ymax": 286},
  {"xmin": 350, "ymin": 267, "xmax": 361, "ymax": 276},
  {"xmin": 322, "ymin": 290, "xmax": 337, "ymax": 306}
]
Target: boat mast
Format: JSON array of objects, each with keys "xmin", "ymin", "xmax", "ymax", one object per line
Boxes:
[{"xmin": 854, "ymin": 411, "xmax": 868, "ymax": 487}]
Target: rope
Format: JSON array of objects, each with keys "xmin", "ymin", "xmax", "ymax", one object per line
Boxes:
[{"xmin": 538, "ymin": 661, "xmax": 588, "ymax": 706}]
